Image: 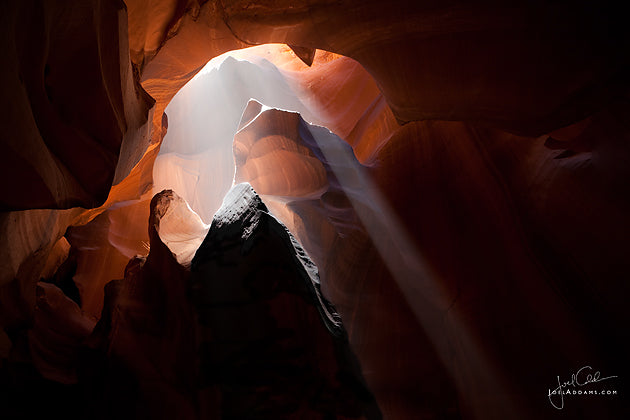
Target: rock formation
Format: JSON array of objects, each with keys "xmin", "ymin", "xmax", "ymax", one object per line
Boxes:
[
  {"xmin": 232, "ymin": 101, "xmax": 463, "ymax": 417},
  {"xmin": 1, "ymin": 0, "xmax": 629, "ymax": 419},
  {"xmin": 1, "ymin": 186, "xmax": 379, "ymax": 418},
  {"xmin": 191, "ymin": 183, "xmax": 380, "ymax": 419},
  {"xmin": 0, "ymin": 0, "xmax": 154, "ymax": 211},
  {"xmin": 77, "ymin": 190, "xmax": 199, "ymax": 420}
]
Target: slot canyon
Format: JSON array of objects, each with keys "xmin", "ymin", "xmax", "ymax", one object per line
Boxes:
[{"xmin": 1, "ymin": 1, "xmax": 629, "ymax": 419}]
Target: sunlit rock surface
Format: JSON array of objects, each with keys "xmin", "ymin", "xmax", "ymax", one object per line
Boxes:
[
  {"xmin": 233, "ymin": 101, "xmax": 366, "ymax": 271},
  {"xmin": 1, "ymin": 1, "xmax": 630, "ymax": 419},
  {"xmin": 153, "ymin": 53, "xmax": 318, "ymax": 223},
  {"xmin": 129, "ymin": 0, "xmax": 629, "ymax": 134},
  {"xmin": 153, "ymin": 46, "xmax": 393, "ymax": 224},
  {"xmin": 153, "ymin": 190, "xmax": 209, "ymax": 267}
]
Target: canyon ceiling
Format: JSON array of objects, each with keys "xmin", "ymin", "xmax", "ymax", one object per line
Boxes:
[{"xmin": 1, "ymin": 0, "xmax": 629, "ymax": 419}]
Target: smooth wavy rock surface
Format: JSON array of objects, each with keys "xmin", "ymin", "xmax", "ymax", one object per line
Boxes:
[{"xmin": 0, "ymin": 0, "xmax": 153, "ymax": 210}]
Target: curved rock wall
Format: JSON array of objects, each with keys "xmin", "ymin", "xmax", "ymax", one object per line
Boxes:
[{"xmin": 1, "ymin": 1, "xmax": 629, "ymax": 419}]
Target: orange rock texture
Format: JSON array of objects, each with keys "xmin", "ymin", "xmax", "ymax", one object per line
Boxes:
[{"xmin": 1, "ymin": 0, "xmax": 629, "ymax": 419}]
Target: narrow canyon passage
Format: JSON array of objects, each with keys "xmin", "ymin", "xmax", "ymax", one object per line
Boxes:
[{"xmin": 1, "ymin": 1, "xmax": 629, "ymax": 419}]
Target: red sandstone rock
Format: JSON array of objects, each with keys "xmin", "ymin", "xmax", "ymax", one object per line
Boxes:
[
  {"xmin": 128, "ymin": 0, "xmax": 630, "ymax": 134},
  {"xmin": 1, "ymin": 1, "xmax": 629, "ymax": 419},
  {"xmin": 233, "ymin": 102, "xmax": 461, "ymax": 417},
  {"xmin": 28, "ymin": 282, "xmax": 96, "ymax": 384},
  {"xmin": 232, "ymin": 100, "xmax": 630, "ymax": 418},
  {"xmin": 0, "ymin": 0, "xmax": 154, "ymax": 211},
  {"xmin": 68, "ymin": 187, "xmax": 379, "ymax": 418},
  {"xmin": 80, "ymin": 190, "xmax": 198, "ymax": 419}
]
